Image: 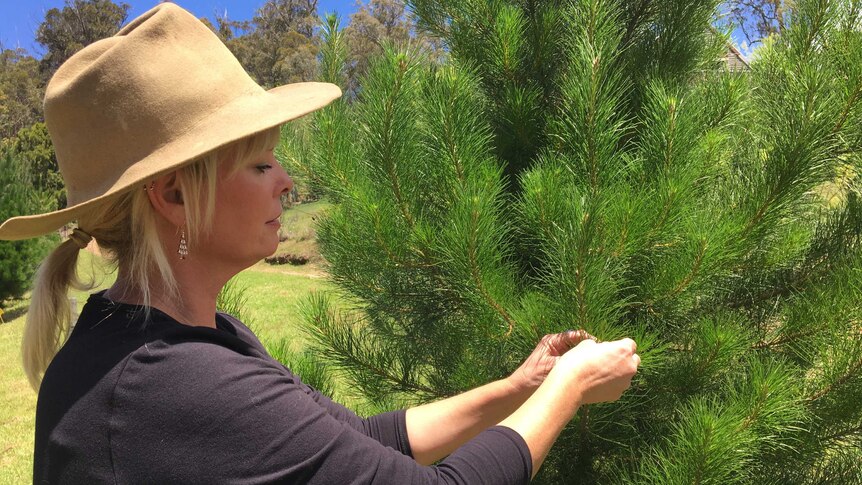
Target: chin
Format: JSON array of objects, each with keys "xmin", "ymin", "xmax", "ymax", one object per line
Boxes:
[{"xmin": 260, "ymin": 245, "xmax": 279, "ymax": 260}]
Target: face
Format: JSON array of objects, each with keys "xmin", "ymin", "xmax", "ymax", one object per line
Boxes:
[{"xmin": 195, "ymin": 147, "xmax": 293, "ymax": 271}]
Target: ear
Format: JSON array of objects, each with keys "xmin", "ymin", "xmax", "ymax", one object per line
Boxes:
[{"xmin": 146, "ymin": 172, "xmax": 186, "ymax": 227}]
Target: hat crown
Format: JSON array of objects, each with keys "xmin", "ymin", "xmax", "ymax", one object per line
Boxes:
[
  {"xmin": 0, "ymin": 3, "xmax": 341, "ymax": 241},
  {"xmin": 44, "ymin": 3, "xmax": 261, "ymax": 207}
]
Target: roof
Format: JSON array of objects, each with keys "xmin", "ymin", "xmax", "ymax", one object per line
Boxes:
[{"xmin": 723, "ymin": 41, "xmax": 750, "ymax": 71}]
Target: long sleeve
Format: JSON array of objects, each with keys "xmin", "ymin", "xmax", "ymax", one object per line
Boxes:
[
  {"xmin": 229, "ymin": 314, "xmax": 415, "ymax": 456},
  {"xmin": 285, "ymin": 373, "xmax": 413, "ymax": 457},
  {"xmin": 109, "ymin": 336, "xmax": 532, "ymax": 484}
]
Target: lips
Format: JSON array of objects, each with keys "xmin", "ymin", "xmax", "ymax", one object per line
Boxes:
[{"xmin": 266, "ymin": 211, "xmax": 282, "ymax": 224}]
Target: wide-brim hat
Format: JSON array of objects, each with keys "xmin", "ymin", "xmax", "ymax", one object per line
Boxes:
[{"xmin": 0, "ymin": 3, "xmax": 341, "ymax": 241}]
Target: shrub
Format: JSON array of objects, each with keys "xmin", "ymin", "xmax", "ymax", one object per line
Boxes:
[{"xmin": 0, "ymin": 151, "xmax": 55, "ymax": 305}]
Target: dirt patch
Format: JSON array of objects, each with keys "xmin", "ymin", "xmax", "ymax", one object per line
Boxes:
[{"xmin": 252, "ymin": 263, "xmax": 328, "ymax": 279}]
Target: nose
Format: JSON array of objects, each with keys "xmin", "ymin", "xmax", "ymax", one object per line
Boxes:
[
  {"xmin": 267, "ymin": 151, "xmax": 294, "ymax": 195},
  {"xmin": 283, "ymin": 173, "xmax": 294, "ymax": 196}
]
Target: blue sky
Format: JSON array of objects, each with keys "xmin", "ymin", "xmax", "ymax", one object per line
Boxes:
[
  {"xmin": 0, "ymin": 1, "xmax": 359, "ymax": 56},
  {"xmin": 1, "ymin": 1, "xmax": 754, "ymax": 59}
]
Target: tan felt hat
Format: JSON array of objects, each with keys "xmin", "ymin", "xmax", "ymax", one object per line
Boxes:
[{"xmin": 0, "ymin": 2, "xmax": 341, "ymax": 241}]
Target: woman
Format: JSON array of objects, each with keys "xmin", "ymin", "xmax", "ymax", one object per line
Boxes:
[{"xmin": 0, "ymin": 4, "xmax": 640, "ymax": 484}]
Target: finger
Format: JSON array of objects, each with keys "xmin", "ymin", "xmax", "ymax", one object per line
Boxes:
[
  {"xmin": 543, "ymin": 329, "xmax": 593, "ymax": 352},
  {"xmin": 620, "ymin": 337, "xmax": 637, "ymax": 353},
  {"xmin": 633, "ymin": 353, "xmax": 641, "ymax": 367},
  {"xmin": 564, "ymin": 329, "xmax": 595, "ymax": 345},
  {"xmin": 576, "ymin": 338, "xmax": 597, "ymax": 348}
]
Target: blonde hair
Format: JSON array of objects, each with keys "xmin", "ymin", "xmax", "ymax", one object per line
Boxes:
[{"xmin": 22, "ymin": 127, "xmax": 281, "ymax": 390}]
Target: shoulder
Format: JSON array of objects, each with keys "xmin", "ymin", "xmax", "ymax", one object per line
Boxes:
[
  {"xmin": 121, "ymin": 321, "xmax": 287, "ymax": 391},
  {"xmin": 216, "ymin": 311, "xmax": 267, "ymax": 348},
  {"xmin": 108, "ymin": 328, "xmax": 310, "ymax": 479},
  {"xmin": 106, "ymin": 326, "xmax": 409, "ymax": 484}
]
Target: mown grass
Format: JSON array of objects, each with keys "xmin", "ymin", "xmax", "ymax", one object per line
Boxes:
[
  {"xmin": 0, "ymin": 299, "xmax": 35, "ymax": 484},
  {"xmin": 0, "ymin": 200, "xmax": 337, "ymax": 483}
]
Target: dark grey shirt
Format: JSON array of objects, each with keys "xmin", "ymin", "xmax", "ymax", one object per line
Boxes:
[{"xmin": 34, "ymin": 292, "xmax": 532, "ymax": 484}]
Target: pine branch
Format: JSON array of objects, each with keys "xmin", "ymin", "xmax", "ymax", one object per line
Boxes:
[
  {"xmin": 621, "ymin": 0, "xmax": 653, "ymax": 48},
  {"xmin": 797, "ymin": 0, "xmax": 831, "ymax": 59},
  {"xmin": 833, "ymin": 81, "xmax": 862, "ymax": 134},
  {"xmin": 337, "ymin": 344, "xmax": 442, "ymax": 397},
  {"xmin": 808, "ymin": 355, "xmax": 862, "ymax": 402},
  {"xmin": 378, "ymin": 57, "xmax": 416, "ymax": 229},
  {"xmin": 304, "ymin": 298, "xmax": 443, "ymax": 399},
  {"xmin": 821, "ymin": 423, "xmax": 862, "ymax": 443},
  {"xmin": 741, "ymin": 193, "xmax": 776, "ymax": 239},
  {"xmin": 369, "ymin": 206, "xmax": 433, "ymax": 270},
  {"xmin": 752, "ymin": 328, "xmax": 818, "ymax": 349},
  {"xmin": 466, "ymin": 204, "xmax": 516, "ymax": 335},
  {"xmin": 646, "ymin": 192, "xmax": 677, "ymax": 246}
]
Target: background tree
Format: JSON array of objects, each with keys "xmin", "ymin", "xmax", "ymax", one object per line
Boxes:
[
  {"xmin": 0, "ymin": 47, "xmax": 43, "ymax": 141},
  {"xmin": 278, "ymin": 14, "xmax": 349, "ymax": 202},
  {"xmin": 344, "ymin": 0, "xmax": 445, "ymax": 95},
  {"xmin": 216, "ymin": 0, "xmax": 319, "ymax": 87},
  {"xmin": 725, "ymin": 0, "xmax": 792, "ymax": 47},
  {"xmin": 5, "ymin": 123, "xmax": 64, "ymax": 211},
  {"xmin": 299, "ymin": 0, "xmax": 862, "ymax": 482},
  {"xmin": 0, "ymin": 153, "xmax": 55, "ymax": 306},
  {"xmin": 344, "ymin": 0, "xmax": 411, "ymax": 94},
  {"xmin": 35, "ymin": 0, "xmax": 130, "ymax": 81}
]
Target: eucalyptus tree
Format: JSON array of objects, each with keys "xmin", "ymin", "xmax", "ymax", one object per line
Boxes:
[{"xmin": 36, "ymin": 0, "xmax": 130, "ymax": 80}]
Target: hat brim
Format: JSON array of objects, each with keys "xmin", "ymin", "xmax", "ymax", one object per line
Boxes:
[{"xmin": 0, "ymin": 82, "xmax": 342, "ymax": 241}]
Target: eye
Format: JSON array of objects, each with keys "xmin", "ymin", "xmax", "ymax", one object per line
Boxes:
[{"xmin": 255, "ymin": 164, "xmax": 273, "ymax": 174}]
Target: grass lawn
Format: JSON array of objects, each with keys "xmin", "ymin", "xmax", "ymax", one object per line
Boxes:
[
  {"xmin": 0, "ymin": 200, "xmax": 337, "ymax": 483},
  {"xmin": 0, "ymin": 299, "xmax": 35, "ymax": 485}
]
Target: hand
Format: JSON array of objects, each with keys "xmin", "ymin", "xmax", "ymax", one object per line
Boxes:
[
  {"xmin": 509, "ymin": 330, "xmax": 595, "ymax": 392},
  {"xmin": 556, "ymin": 338, "xmax": 640, "ymax": 404}
]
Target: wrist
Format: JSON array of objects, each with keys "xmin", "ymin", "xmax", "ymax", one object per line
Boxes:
[
  {"xmin": 543, "ymin": 362, "xmax": 585, "ymax": 409},
  {"xmin": 504, "ymin": 371, "xmax": 537, "ymax": 398}
]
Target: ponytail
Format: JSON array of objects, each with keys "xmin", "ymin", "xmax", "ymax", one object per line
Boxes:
[{"xmin": 22, "ymin": 236, "xmax": 95, "ymax": 390}]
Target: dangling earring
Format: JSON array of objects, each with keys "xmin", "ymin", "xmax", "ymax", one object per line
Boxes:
[{"xmin": 178, "ymin": 226, "xmax": 189, "ymax": 260}]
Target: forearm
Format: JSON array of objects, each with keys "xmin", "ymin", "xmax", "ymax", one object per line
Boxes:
[
  {"xmin": 405, "ymin": 376, "xmax": 533, "ymax": 465},
  {"xmin": 498, "ymin": 370, "xmax": 582, "ymax": 477}
]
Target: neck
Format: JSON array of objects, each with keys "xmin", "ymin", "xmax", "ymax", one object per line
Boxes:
[{"xmin": 106, "ymin": 263, "xmax": 228, "ymax": 328}]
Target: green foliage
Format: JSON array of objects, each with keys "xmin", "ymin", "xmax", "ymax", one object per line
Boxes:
[
  {"xmin": 216, "ymin": 276, "xmax": 255, "ymax": 328},
  {"xmin": 408, "ymin": 0, "xmax": 725, "ymax": 185},
  {"xmin": 300, "ymin": 0, "xmax": 862, "ymax": 482},
  {"xmin": 266, "ymin": 335, "xmax": 337, "ymax": 398},
  {"xmin": 0, "ymin": 152, "xmax": 55, "ymax": 305},
  {"xmin": 5, "ymin": 122, "xmax": 64, "ymax": 211},
  {"xmin": 280, "ymin": 14, "xmax": 361, "ymax": 204},
  {"xmin": 0, "ymin": 48, "xmax": 43, "ymax": 141},
  {"xmin": 215, "ymin": 0, "xmax": 319, "ymax": 87},
  {"xmin": 36, "ymin": 0, "xmax": 130, "ymax": 80},
  {"xmin": 343, "ymin": 0, "xmax": 445, "ymax": 96}
]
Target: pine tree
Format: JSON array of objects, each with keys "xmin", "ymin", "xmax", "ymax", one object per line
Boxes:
[
  {"xmin": 6, "ymin": 122, "xmax": 64, "ymax": 211},
  {"xmin": 0, "ymin": 152, "xmax": 55, "ymax": 306},
  {"xmin": 295, "ymin": 0, "xmax": 862, "ymax": 482}
]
